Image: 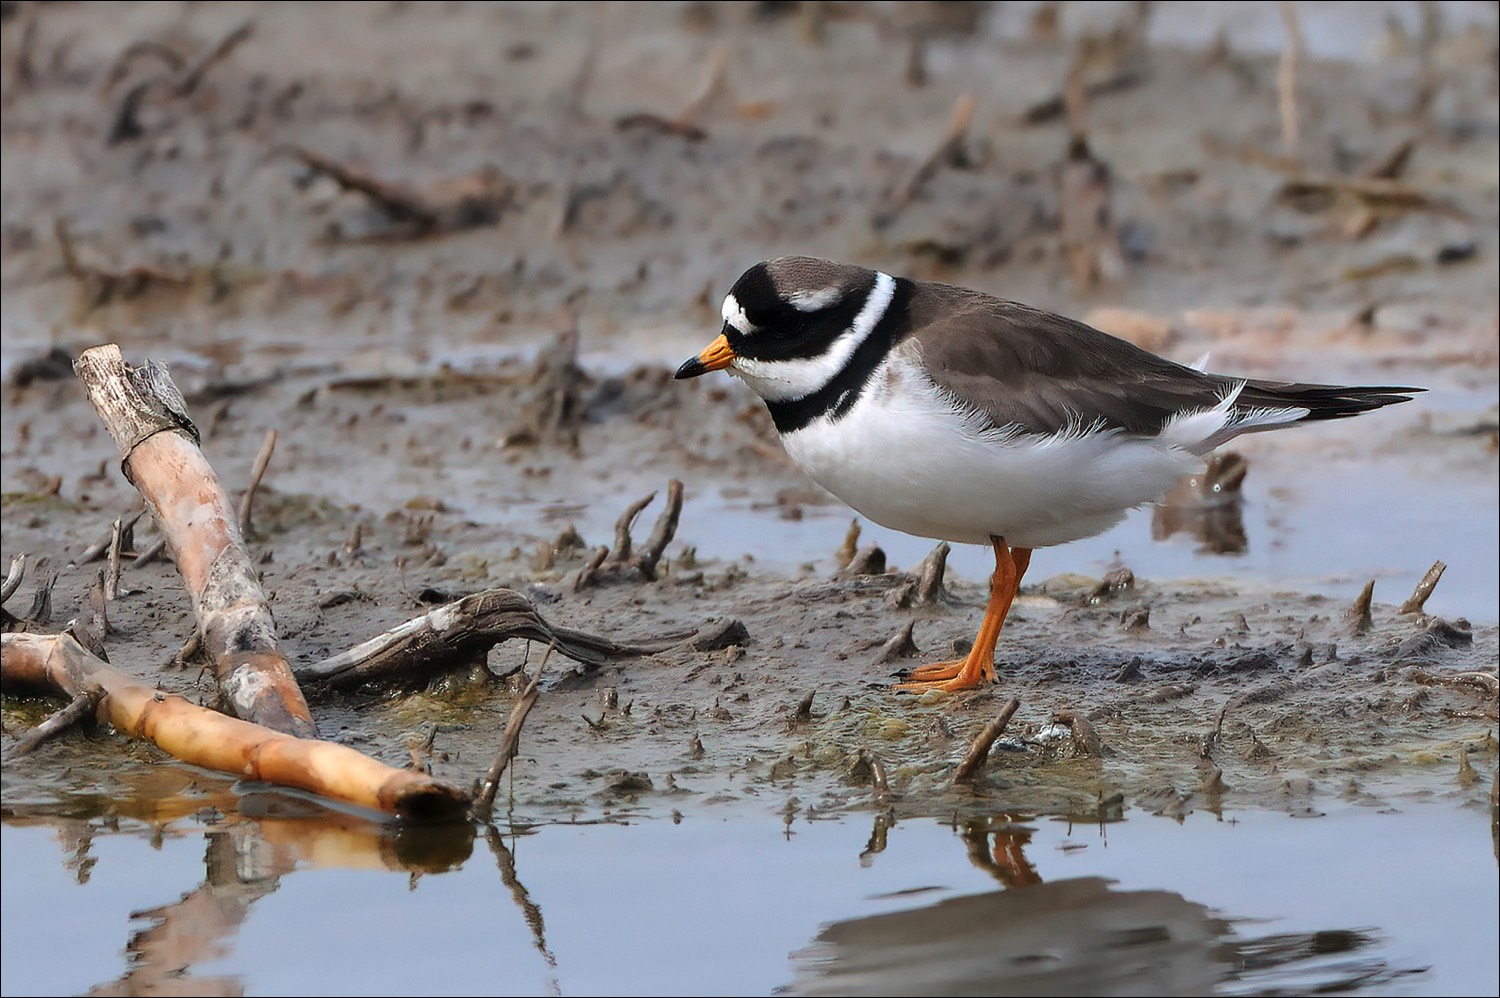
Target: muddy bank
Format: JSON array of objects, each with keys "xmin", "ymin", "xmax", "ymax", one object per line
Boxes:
[
  {"xmin": 2, "ymin": 357, "xmax": 1495, "ymax": 826},
  {"xmin": 2, "ymin": 1, "xmax": 1497, "ymax": 826}
]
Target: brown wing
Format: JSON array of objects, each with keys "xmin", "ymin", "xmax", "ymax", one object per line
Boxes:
[{"xmin": 906, "ymin": 284, "xmax": 1419, "ymax": 437}]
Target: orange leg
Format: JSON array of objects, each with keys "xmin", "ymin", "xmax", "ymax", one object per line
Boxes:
[{"xmin": 899, "ymin": 538, "xmax": 1032, "ymax": 693}]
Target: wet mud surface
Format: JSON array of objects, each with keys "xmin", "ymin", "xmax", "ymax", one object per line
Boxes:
[{"xmin": 2, "ymin": 1, "xmax": 1498, "ymax": 832}]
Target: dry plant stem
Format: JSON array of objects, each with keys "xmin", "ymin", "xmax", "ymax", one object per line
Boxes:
[
  {"xmin": 175, "ymin": 20, "xmax": 254, "ymax": 96},
  {"xmin": 954, "ymin": 698, "xmax": 1022, "ymax": 783},
  {"xmin": 106, "ymin": 516, "xmax": 124, "ymax": 600},
  {"xmin": 238, "ymin": 428, "xmax": 277, "ymax": 535},
  {"xmin": 297, "ymin": 587, "xmax": 663, "ymax": 688},
  {"xmin": 881, "ymin": 91, "xmax": 975, "ymax": 223},
  {"xmin": 1, "ymin": 553, "xmax": 26, "ymax": 603},
  {"xmin": 10, "ymin": 689, "xmax": 101, "ymax": 756},
  {"xmin": 73, "ymin": 345, "xmax": 314, "ymax": 738},
  {"xmin": 2, "ymin": 632, "xmax": 469, "ymax": 822},
  {"xmin": 475, "ymin": 648, "xmax": 552, "ymax": 818},
  {"xmin": 1400, "ymin": 560, "xmax": 1447, "ymax": 614},
  {"xmin": 1277, "ymin": 0, "xmax": 1303, "ymax": 163}
]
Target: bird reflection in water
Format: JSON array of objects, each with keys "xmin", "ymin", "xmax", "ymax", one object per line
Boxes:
[{"xmin": 786, "ymin": 808, "xmax": 1410, "ymax": 997}]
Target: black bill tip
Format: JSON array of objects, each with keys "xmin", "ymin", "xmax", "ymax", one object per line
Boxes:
[{"xmin": 674, "ymin": 358, "xmax": 707, "ymax": 380}]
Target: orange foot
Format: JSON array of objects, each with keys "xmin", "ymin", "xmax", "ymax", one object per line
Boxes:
[{"xmin": 896, "ymin": 538, "xmax": 1031, "ymax": 694}]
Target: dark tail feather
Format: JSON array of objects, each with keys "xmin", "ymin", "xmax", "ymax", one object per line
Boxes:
[{"xmin": 1237, "ymin": 381, "xmax": 1425, "ymax": 422}]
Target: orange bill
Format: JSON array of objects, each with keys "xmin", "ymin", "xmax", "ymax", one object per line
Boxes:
[{"xmin": 674, "ymin": 334, "xmax": 736, "ymax": 379}]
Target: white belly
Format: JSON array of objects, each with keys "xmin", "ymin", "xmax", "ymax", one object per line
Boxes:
[{"xmin": 779, "ymin": 355, "xmax": 1205, "ymax": 550}]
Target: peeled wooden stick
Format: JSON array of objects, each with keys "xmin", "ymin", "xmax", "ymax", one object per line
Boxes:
[
  {"xmin": 2, "ymin": 631, "xmax": 469, "ymax": 822},
  {"xmin": 72, "ymin": 345, "xmax": 315, "ymax": 738}
]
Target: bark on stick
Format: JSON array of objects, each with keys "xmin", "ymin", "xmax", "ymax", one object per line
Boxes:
[{"xmin": 73, "ymin": 344, "xmax": 315, "ymax": 737}]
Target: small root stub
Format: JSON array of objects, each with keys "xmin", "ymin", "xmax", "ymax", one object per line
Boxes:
[{"xmin": 1399, "ymin": 560, "xmax": 1447, "ymax": 615}]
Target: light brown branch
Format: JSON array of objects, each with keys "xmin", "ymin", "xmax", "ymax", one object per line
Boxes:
[
  {"xmin": 73, "ymin": 345, "xmax": 314, "ymax": 738},
  {"xmin": 2, "ymin": 632, "xmax": 469, "ymax": 821}
]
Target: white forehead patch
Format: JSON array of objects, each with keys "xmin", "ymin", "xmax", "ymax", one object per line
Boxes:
[
  {"xmin": 787, "ymin": 286, "xmax": 843, "ymax": 312},
  {"xmin": 732, "ymin": 271, "xmax": 896, "ymax": 403},
  {"xmin": 722, "ymin": 293, "xmax": 755, "ymax": 335}
]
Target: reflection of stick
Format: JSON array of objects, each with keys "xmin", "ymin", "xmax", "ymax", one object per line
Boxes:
[
  {"xmin": 237, "ymin": 428, "xmax": 277, "ymax": 536},
  {"xmin": 954, "ymin": 698, "xmax": 1021, "ymax": 782},
  {"xmin": 1399, "ymin": 560, "xmax": 1447, "ymax": 614},
  {"xmin": 486, "ymin": 827, "xmax": 559, "ymax": 968},
  {"xmin": 1277, "ymin": 1, "xmax": 1303, "ymax": 163},
  {"xmin": 74, "ymin": 345, "xmax": 315, "ymax": 738},
  {"xmin": 2, "ymin": 631, "xmax": 469, "ymax": 820},
  {"xmin": 475, "ymin": 646, "xmax": 553, "ymax": 817}
]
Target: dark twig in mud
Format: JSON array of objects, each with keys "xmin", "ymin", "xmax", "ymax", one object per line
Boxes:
[
  {"xmin": 877, "ymin": 620, "xmax": 920, "ymax": 662},
  {"xmin": 289, "ymin": 147, "xmax": 513, "ymax": 238},
  {"xmin": 791, "ymin": 690, "xmax": 816, "ymax": 725},
  {"xmin": 572, "ymin": 481, "xmax": 684, "ymax": 588},
  {"xmin": 1, "ymin": 553, "xmax": 26, "ymax": 604},
  {"xmin": 1275, "ymin": 174, "xmax": 1470, "ymax": 221},
  {"xmin": 1347, "ymin": 579, "xmax": 1375, "ymax": 634},
  {"xmin": 1020, "ymin": 69, "xmax": 1146, "ymax": 125},
  {"xmin": 1052, "ymin": 709, "xmax": 1103, "ymax": 758},
  {"xmin": 874, "ymin": 91, "xmax": 975, "ymax": 229},
  {"xmin": 9, "ymin": 689, "xmax": 101, "ymax": 756},
  {"xmin": 475, "ymin": 646, "xmax": 553, "ymax": 819},
  {"xmin": 296, "ymin": 588, "xmax": 666, "ymax": 689},
  {"xmin": 21, "ymin": 562, "xmax": 57, "ymax": 626},
  {"xmin": 290, "ymin": 147, "xmax": 441, "ymax": 231},
  {"xmin": 133, "ymin": 537, "xmax": 167, "ymax": 567},
  {"xmin": 67, "ymin": 570, "xmax": 110, "ymax": 660},
  {"xmin": 1, "ymin": 631, "xmax": 469, "ymax": 822},
  {"xmin": 506, "ymin": 326, "xmax": 586, "ymax": 451},
  {"xmin": 857, "ymin": 747, "xmax": 892, "ymax": 801},
  {"xmin": 55, "ymin": 218, "xmax": 190, "ymax": 306},
  {"xmin": 1277, "ymin": 0, "xmax": 1304, "ymax": 162},
  {"xmin": 237, "ymin": 429, "xmax": 277, "ymax": 536},
  {"xmin": 174, "ymin": 20, "xmax": 254, "ymax": 97},
  {"xmin": 888, "ymin": 543, "xmax": 952, "ymax": 607},
  {"xmin": 1399, "ymin": 560, "xmax": 1447, "ymax": 614},
  {"xmin": 74, "ymin": 344, "xmax": 315, "ymax": 738},
  {"xmin": 954, "ymin": 698, "xmax": 1022, "ymax": 783}
]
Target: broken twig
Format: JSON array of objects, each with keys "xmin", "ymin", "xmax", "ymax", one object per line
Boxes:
[
  {"xmin": 475, "ymin": 646, "xmax": 554, "ymax": 817},
  {"xmin": 954, "ymin": 698, "xmax": 1021, "ymax": 782},
  {"xmin": 1399, "ymin": 560, "xmax": 1447, "ymax": 614}
]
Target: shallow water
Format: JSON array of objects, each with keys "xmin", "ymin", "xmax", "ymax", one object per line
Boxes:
[{"xmin": 2, "ymin": 792, "xmax": 1494, "ymax": 996}]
